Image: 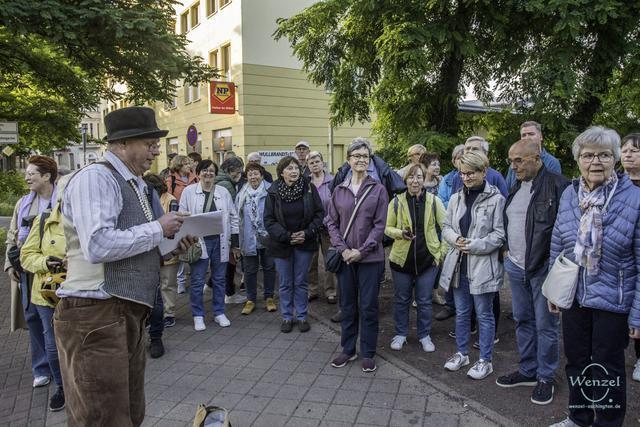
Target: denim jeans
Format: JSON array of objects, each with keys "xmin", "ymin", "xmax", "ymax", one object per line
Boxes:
[
  {"xmin": 190, "ymin": 236, "xmax": 227, "ymax": 317},
  {"xmin": 562, "ymin": 302, "xmax": 628, "ymax": 427},
  {"xmin": 504, "ymin": 258, "xmax": 559, "ymax": 381},
  {"xmin": 453, "ymin": 276, "xmax": 495, "ymax": 361},
  {"xmin": 177, "ymin": 261, "xmax": 187, "ymax": 287},
  {"xmin": 274, "ymin": 248, "xmax": 314, "ymax": 321},
  {"xmin": 392, "ymin": 266, "xmax": 438, "ymax": 339},
  {"xmin": 148, "ymin": 285, "xmax": 164, "ymax": 340},
  {"xmin": 20, "ymin": 274, "xmax": 51, "ymax": 379},
  {"xmin": 337, "ymin": 261, "xmax": 384, "ymax": 359},
  {"xmin": 33, "ymin": 304, "xmax": 63, "ymax": 387},
  {"xmin": 243, "ymin": 249, "xmax": 275, "ymax": 302}
]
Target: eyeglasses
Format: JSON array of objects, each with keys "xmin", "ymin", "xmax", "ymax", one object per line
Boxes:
[
  {"xmin": 201, "ymin": 169, "xmax": 216, "ymax": 175},
  {"xmin": 406, "ymin": 174, "xmax": 423, "ymax": 182},
  {"xmin": 505, "ymin": 155, "xmax": 536, "ymax": 167},
  {"xmin": 350, "ymin": 154, "xmax": 370, "ymax": 161},
  {"xmin": 143, "ymin": 141, "xmax": 161, "ymax": 151},
  {"xmin": 459, "ymin": 170, "xmax": 479, "ymax": 178},
  {"xmin": 579, "ymin": 152, "xmax": 614, "ymax": 163}
]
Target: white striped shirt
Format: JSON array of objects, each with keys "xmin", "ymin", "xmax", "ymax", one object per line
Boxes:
[{"xmin": 62, "ymin": 151, "xmax": 163, "ymax": 264}]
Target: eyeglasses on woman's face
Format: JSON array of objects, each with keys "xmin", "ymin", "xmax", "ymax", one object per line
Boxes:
[
  {"xmin": 350, "ymin": 154, "xmax": 370, "ymax": 161},
  {"xmin": 579, "ymin": 152, "xmax": 614, "ymax": 163}
]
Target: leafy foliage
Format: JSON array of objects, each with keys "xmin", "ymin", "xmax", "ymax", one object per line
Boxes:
[
  {"xmin": 275, "ymin": 0, "xmax": 640, "ymax": 169},
  {"xmin": 0, "ymin": 0, "xmax": 217, "ymax": 152}
]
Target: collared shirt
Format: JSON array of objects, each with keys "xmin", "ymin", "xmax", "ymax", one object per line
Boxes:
[
  {"xmin": 62, "ymin": 151, "xmax": 164, "ymax": 265},
  {"xmin": 346, "ymin": 159, "xmax": 381, "ymax": 183}
]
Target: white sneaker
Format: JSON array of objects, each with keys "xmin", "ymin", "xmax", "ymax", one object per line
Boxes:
[
  {"xmin": 177, "ymin": 283, "xmax": 186, "ymax": 294},
  {"xmin": 33, "ymin": 376, "xmax": 50, "ymax": 388},
  {"xmin": 193, "ymin": 316, "xmax": 206, "ymax": 331},
  {"xmin": 390, "ymin": 335, "xmax": 406, "ymax": 351},
  {"xmin": 633, "ymin": 359, "xmax": 640, "ymax": 382},
  {"xmin": 224, "ymin": 294, "xmax": 247, "ymax": 304},
  {"xmin": 444, "ymin": 352, "xmax": 469, "ymax": 371},
  {"xmin": 214, "ymin": 314, "xmax": 231, "ymax": 327},
  {"xmin": 467, "ymin": 359, "xmax": 493, "ymax": 380},
  {"xmin": 412, "ymin": 300, "xmax": 417, "ymax": 308},
  {"xmin": 419, "ymin": 335, "xmax": 435, "ymax": 352},
  {"xmin": 548, "ymin": 417, "xmax": 580, "ymax": 427}
]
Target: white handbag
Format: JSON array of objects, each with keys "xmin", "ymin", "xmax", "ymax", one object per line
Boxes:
[{"xmin": 542, "ymin": 251, "xmax": 580, "ymax": 309}]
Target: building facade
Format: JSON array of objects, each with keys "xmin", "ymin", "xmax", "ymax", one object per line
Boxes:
[
  {"xmin": 54, "ymin": 109, "xmax": 105, "ymax": 171},
  {"xmin": 150, "ymin": 0, "xmax": 372, "ymax": 174}
]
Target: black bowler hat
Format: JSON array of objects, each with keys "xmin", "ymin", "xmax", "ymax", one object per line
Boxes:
[{"xmin": 104, "ymin": 106, "xmax": 168, "ymax": 142}]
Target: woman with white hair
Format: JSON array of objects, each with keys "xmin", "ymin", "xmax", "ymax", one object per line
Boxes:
[{"xmin": 549, "ymin": 127, "xmax": 640, "ymax": 427}]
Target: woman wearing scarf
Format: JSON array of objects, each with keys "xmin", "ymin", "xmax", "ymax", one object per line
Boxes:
[
  {"xmin": 236, "ymin": 162, "xmax": 276, "ymax": 315},
  {"xmin": 4, "ymin": 156, "xmax": 58, "ymax": 389},
  {"xmin": 549, "ymin": 127, "xmax": 640, "ymax": 427},
  {"xmin": 264, "ymin": 156, "xmax": 324, "ymax": 333}
]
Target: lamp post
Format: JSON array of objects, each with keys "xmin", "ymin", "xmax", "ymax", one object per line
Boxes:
[{"xmin": 81, "ymin": 123, "xmax": 88, "ymax": 166}]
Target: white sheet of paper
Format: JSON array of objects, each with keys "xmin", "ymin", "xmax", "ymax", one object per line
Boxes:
[{"xmin": 158, "ymin": 211, "xmax": 224, "ymax": 255}]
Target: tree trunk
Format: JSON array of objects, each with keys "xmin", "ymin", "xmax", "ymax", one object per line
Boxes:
[
  {"xmin": 569, "ymin": 25, "xmax": 627, "ymax": 130},
  {"xmin": 430, "ymin": 3, "xmax": 469, "ymax": 136}
]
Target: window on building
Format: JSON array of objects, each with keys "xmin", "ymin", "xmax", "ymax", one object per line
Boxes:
[
  {"xmin": 190, "ymin": 2, "xmax": 200, "ymax": 28},
  {"xmin": 193, "ymin": 83, "xmax": 201, "ymax": 101},
  {"xmin": 221, "ymin": 44, "xmax": 231, "ymax": 81},
  {"xmin": 180, "ymin": 12, "xmax": 188, "ymax": 34},
  {"xmin": 206, "ymin": 0, "xmax": 216, "ymax": 16},
  {"xmin": 69, "ymin": 153, "xmax": 75, "ymax": 170},
  {"xmin": 96, "ymin": 123, "xmax": 100, "ymax": 139},
  {"xmin": 89, "ymin": 123, "xmax": 94, "ymax": 138},
  {"xmin": 184, "ymin": 84, "xmax": 192, "ymax": 104},
  {"xmin": 209, "ymin": 49, "xmax": 218, "ymax": 68},
  {"xmin": 219, "ymin": 0, "xmax": 231, "ymax": 8}
]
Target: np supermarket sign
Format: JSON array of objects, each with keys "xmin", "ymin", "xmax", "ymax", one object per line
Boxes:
[{"xmin": 210, "ymin": 81, "xmax": 236, "ymax": 114}]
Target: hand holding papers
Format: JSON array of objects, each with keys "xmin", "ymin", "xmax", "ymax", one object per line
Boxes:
[{"xmin": 159, "ymin": 211, "xmax": 224, "ymax": 255}]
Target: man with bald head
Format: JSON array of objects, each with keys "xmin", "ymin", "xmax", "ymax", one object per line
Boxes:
[
  {"xmin": 495, "ymin": 139, "xmax": 569, "ymax": 405},
  {"xmin": 505, "ymin": 121, "xmax": 562, "ymax": 190}
]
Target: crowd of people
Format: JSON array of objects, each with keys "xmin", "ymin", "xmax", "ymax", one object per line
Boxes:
[{"xmin": 4, "ymin": 106, "xmax": 640, "ymax": 427}]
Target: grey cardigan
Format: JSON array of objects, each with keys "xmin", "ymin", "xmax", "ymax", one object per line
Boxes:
[{"xmin": 439, "ymin": 182, "xmax": 506, "ymax": 295}]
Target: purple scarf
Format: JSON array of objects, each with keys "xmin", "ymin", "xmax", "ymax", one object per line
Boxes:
[{"xmin": 16, "ymin": 186, "xmax": 57, "ymax": 243}]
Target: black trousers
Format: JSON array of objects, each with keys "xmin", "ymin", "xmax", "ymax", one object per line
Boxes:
[{"xmin": 562, "ymin": 302, "xmax": 629, "ymax": 427}]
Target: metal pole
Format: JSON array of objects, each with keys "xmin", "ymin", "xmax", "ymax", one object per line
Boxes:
[
  {"xmin": 328, "ymin": 122, "xmax": 334, "ymax": 173},
  {"xmin": 81, "ymin": 123, "xmax": 88, "ymax": 166}
]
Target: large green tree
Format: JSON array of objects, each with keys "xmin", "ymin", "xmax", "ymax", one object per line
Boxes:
[
  {"xmin": 275, "ymin": 0, "xmax": 640, "ymax": 169},
  {"xmin": 0, "ymin": 0, "xmax": 216, "ymax": 153}
]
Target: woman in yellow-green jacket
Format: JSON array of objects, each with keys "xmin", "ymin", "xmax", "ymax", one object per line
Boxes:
[
  {"xmin": 20, "ymin": 201, "xmax": 66, "ymax": 411},
  {"xmin": 385, "ymin": 163, "xmax": 447, "ymax": 353}
]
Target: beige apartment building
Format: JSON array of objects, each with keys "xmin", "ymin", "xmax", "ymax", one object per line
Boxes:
[{"xmin": 149, "ymin": 0, "xmax": 371, "ymax": 174}]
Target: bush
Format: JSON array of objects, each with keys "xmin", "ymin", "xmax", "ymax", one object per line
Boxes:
[
  {"xmin": 0, "ymin": 171, "xmax": 27, "ymax": 216},
  {"xmin": 0, "ymin": 226, "xmax": 6, "ymax": 256}
]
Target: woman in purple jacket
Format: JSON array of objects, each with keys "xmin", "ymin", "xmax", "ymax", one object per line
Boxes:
[{"xmin": 325, "ymin": 138, "xmax": 389, "ymax": 373}]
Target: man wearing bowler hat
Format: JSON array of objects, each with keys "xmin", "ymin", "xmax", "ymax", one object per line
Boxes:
[{"xmin": 53, "ymin": 106, "xmax": 196, "ymax": 426}]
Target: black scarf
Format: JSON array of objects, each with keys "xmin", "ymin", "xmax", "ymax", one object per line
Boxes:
[{"xmin": 277, "ymin": 177, "xmax": 305, "ymax": 203}]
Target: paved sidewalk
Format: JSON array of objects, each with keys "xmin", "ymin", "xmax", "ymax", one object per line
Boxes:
[
  {"xmin": 1, "ymin": 277, "xmax": 515, "ymax": 427},
  {"xmin": 47, "ymin": 304, "xmax": 514, "ymax": 427}
]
